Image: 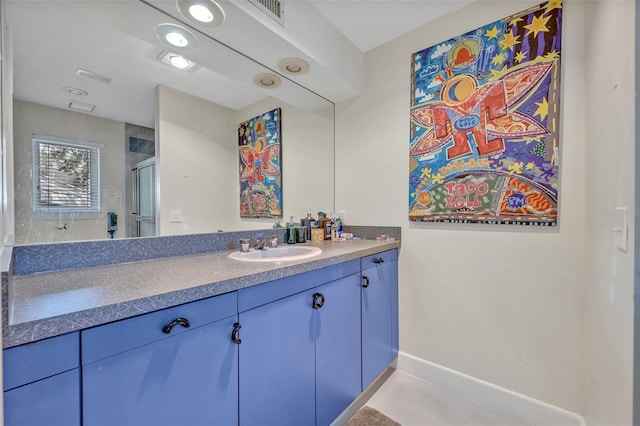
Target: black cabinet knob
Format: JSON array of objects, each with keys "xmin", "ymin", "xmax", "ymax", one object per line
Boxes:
[
  {"xmin": 231, "ymin": 322, "xmax": 242, "ymax": 344},
  {"xmin": 362, "ymin": 276, "xmax": 370, "ymax": 288},
  {"xmin": 374, "ymin": 258, "xmax": 385, "ymax": 264},
  {"xmin": 162, "ymin": 317, "xmax": 191, "ymax": 334},
  {"xmin": 312, "ymin": 293, "xmax": 325, "ymax": 309}
]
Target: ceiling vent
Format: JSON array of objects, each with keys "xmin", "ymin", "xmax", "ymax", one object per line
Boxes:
[
  {"xmin": 247, "ymin": 0, "xmax": 284, "ymax": 25},
  {"xmin": 75, "ymin": 68, "xmax": 112, "ymax": 85},
  {"xmin": 68, "ymin": 101, "xmax": 95, "ymax": 113}
]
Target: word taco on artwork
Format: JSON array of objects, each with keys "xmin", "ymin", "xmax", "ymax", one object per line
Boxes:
[
  {"xmin": 238, "ymin": 108, "xmax": 282, "ymax": 218},
  {"xmin": 409, "ymin": 0, "xmax": 562, "ymax": 226}
]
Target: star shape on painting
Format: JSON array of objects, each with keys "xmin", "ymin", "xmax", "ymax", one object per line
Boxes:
[
  {"xmin": 490, "ymin": 65, "xmax": 508, "ymax": 79},
  {"xmin": 432, "ymin": 174, "xmax": 445, "ymax": 185},
  {"xmin": 525, "ymin": 162, "xmax": 536, "ymax": 170},
  {"xmin": 499, "ymin": 31, "xmax": 521, "ymax": 51},
  {"xmin": 508, "ymin": 17, "xmax": 524, "ymax": 28},
  {"xmin": 485, "ymin": 25, "xmax": 500, "ymax": 40},
  {"xmin": 534, "ymin": 97, "xmax": 549, "ymax": 121},
  {"xmin": 545, "ymin": 0, "xmax": 562, "ymax": 14},
  {"xmin": 524, "ymin": 14, "xmax": 551, "ymax": 38},
  {"xmin": 491, "ymin": 53, "xmax": 505, "ymax": 66},
  {"xmin": 514, "ymin": 51, "xmax": 527, "ymax": 64},
  {"xmin": 545, "ymin": 50, "xmax": 560, "ymax": 61},
  {"xmin": 524, "ymin": 135, "xmax": 544, "ymax": 145},
  {"xmin": 508, "ymin": 162, "xmax": 524, "ymax": 175}
]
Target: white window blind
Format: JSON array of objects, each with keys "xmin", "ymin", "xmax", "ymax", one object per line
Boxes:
[{"xmin": 32, "ymin": 135, "xmax": 101, "ymax": 212}]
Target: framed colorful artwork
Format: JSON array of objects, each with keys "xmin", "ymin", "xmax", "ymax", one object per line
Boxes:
[
  {"xmin": 409, "ymin": 1, "xmax": 562, "ymax": 226},
  {"xmin": 238, "ymin": 108, "xmax": 282, "ymax": 218}
]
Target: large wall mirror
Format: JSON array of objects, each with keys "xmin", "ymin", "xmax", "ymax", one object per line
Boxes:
[{"xmin": 6, "ymin": 0, "xmax": 335, "ymax": 245}]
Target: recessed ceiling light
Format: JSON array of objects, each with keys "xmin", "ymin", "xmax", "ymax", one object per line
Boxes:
[
  {"xmin": 155, "ymin": 23, "xmax": 197, "ymax": 50},
  {"xmin": 254, "ymin": 73, "xmax": 281, "ymax": 89},
  {"xmin": 62, "ymin": 87, "xmax": 88, "ymax": 96},
  {"xmin": 68, "ymin": 101, "xmax": 95, "ymax": 113},
  {"xmin": 158, "ymin": 50, "xmax": 197, "ymax": 71},
  {"xmin": 176, "ymin": 0, "xmax": 225, "ymax": 27},
  {"xmin": 189, "ymin": 4, "xmax": 213, "ymax": 22},
  {"xmin": 277, "ymin": 58, "xmax": 310, "ymax": 76}
]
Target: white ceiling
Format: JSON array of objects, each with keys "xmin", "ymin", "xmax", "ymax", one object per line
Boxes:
[{"xmin": 309, "ymin": 0, "xmax": 475, "ymax": 52}]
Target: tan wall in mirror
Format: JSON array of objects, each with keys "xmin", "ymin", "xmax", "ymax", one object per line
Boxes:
[
  {"xmin": 157, "ymin": 85, "xmax": 239, "ymax": 235},
  {"xmin": 157, "ymin": 86, "xmax": 335, "ymax": 234},
  {"xmin": 13, "ymin": 100, "xmax": 126, "ymax": 244}
]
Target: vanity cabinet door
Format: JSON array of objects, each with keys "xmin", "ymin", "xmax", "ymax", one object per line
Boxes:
[
  {"xmin": 314, "ymin": 274, "xmax": 362, "ymax": 426},
  {"xmin": 3, "ymin": 332, "xmax": 80, "ymax": 426},
  {"xmin": 4, "ymin": 370, "xmax": 80, "ymax": 426},
  {"xmin": 238, "ymin": 289, "xmax": 316, "ymax": 426},
  {"xmin": 82, "ymin": 315, "xmax": 238, "ymax": 426},
  {"xmin": 361, "ymin": 249, "xmax": 399, "ymax": 390}
]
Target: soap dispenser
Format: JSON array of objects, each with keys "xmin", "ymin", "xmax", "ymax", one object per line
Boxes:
[
  {"xmin": 301, "ymin": 210, "xmax": 315, "ymax": 240},
  {"xmin": 287, "ymin": 216, "xmax": 296, "ymax": 244}
]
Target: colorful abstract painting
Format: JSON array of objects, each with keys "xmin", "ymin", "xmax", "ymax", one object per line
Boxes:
[
  {"xmin": 238, "ymin": 108, "xmax": 282, "ymax": 218},
  {"xmin": 409, "ymin": 1, "xmax": 562, "ymax": 226}
]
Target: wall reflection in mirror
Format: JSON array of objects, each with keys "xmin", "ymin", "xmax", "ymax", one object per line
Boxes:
[{"xmin": 8, "ymin": 0, "xmax": 335, "ymax": 245}]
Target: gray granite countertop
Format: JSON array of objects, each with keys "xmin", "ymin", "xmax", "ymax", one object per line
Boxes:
[{"xmin": 4, "ymin": 239, "xmax": 399, "ymax": 348}]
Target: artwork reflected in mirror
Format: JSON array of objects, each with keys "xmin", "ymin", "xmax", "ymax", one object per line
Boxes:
[{"xmin": 238, "ymin": 108, "xmax": 282, "ymax": 218}]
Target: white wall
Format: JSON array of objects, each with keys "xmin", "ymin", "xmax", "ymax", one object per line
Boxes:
[
  {"xmin": 336, "ymin": 0, "xmax": 590, "ymax": 414},
  {"xmin": 13, "ymin": 100, "xmax": 126, "ymax": 244},
  {"xmin": 156, "ymin": 85, "xmax": 238, "ymax": 235},
  {"xmin": 582, "ymin": 1, "xmax": 635, "ymax": 425}
]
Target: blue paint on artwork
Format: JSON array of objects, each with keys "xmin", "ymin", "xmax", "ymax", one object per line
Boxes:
[
  {"xmin": 238, "ymin": 108, "xmax": 282, "ymax": 218},
  {"xmin": 409, "ymin": 1, "xmax": 563, "ymax": 226}
]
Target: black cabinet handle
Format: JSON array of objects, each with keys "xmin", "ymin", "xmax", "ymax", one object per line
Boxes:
[
  {"xmin": 231, "ymin": 322, "xmax": 242, "ymax": 344},
  {"xmin": 162, "ymin": 317, "xmax": 191, "ymax": 334},
  {"xmin": 312, "ymin": 293, "xmax": 325, "ymax": 309},
  {"xmin": 374, "ymin": 257, "xmax": 385, "ymax": 264},
  {"xmin": 362, "ymin": 276, "xmax": 370, "ymax": 288}
]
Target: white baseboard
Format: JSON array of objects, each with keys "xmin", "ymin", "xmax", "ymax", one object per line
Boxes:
[{"xmin": 397, "ymin": 352, "xmax": 586, "ymax": 426}]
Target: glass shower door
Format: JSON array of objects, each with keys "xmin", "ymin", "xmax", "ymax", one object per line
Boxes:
[{"xmin": 132, "ymin": 158, "xmax": 156, "ymax": 238}]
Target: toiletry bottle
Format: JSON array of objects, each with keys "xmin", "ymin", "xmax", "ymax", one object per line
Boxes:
[
  {"xmin": 287, "ymin": 216, "xmax": 296, "ymax": 244},
  {"xmin": 301, "ymin": 210, "xmax": 315, "ymax": 240}
]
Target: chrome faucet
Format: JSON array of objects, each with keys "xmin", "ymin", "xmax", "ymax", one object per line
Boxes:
[{"xmin": 254, "ymin": 235, "xmax": 278, "ymax": 250}]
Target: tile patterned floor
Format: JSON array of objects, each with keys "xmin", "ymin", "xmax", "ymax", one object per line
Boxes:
[{"xmin": 364, "ymin": 370, "xmax": 532, "ymax": 426}]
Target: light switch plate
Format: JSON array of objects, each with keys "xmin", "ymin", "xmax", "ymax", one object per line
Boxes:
[
  {"xmin": 169, "ymin": 210, "xmax": 182, "ymax": 223},
  {"xmin": 613, "ymin": 207, "xmax": 628, "ymax": 252}
]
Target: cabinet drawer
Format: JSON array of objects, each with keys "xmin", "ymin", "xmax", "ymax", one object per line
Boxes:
[
  {"xmin": 238, "ymin": 260, "xmax": 359, "ymax": 312},
  {"xmin": 361, "ymin": 249, "xmax": 398, "ymax": 271},
  {"xmin": 82, "ymin": 292, "xmax": 237, "ymax": 364},
  {"xmin": 4, "ymin": 332, "xmax": 79, "ymax": 391}
]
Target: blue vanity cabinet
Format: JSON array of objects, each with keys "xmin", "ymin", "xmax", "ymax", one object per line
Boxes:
[
  {"xmin": 361, "ymin": 248, "xmax": 399, "ymax": 390},
  {"xmin": 238, "ymin": 288, "xmax": 317, "ymax": 426},
  {"xmin": 237, "ymin": 260, "xmax": 361, "ymax": 426},
  {"xmin": 3, "ymin": 332, "xmax": 80, "ymax": 426},
  {"xmin": 81, "ymin": 292, "xmax": 238, "ymax": 426},
  {"xmin": 314, "ymin": 273, "xmax": 362, "ymax": 426}
]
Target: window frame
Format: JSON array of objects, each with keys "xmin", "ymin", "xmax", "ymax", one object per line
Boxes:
[{"xmin": 32, "ymin": 134, "xmax": 102, "ymax": 214}]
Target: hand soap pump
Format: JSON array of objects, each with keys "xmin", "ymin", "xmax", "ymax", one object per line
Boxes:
[
  {"xmin": 287, "ymin": 216, "xmax": 296, "ymax": 244},
  {"xmin": 301, "ymin": 210, "xmax": 315, "ymax": 240}
]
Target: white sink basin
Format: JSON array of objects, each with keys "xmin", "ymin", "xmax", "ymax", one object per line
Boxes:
[{"xmin": 228, "ymin": 246, "xmax": 322, "ymax": 263}]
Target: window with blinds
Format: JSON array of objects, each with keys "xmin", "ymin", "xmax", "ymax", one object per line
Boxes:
[{"xmin": 32, "ymin": 135, "xmax": 101, "ymax": 212}]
